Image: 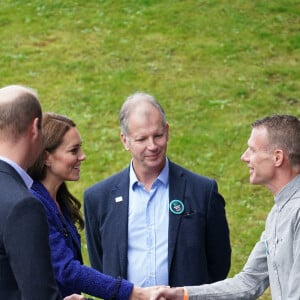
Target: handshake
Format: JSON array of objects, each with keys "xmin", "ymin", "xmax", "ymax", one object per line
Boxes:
[{"xmin": 63, "ymin": 286, "xmax": 185, "ymax": 300}]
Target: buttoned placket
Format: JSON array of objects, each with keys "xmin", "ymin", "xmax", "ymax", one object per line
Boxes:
[
  {"xmin": 145, "ymin": 182, "xmax": 159, "ymax": 286},
  {"xmin": 269, "ymin": 203, "xmax": 283, "ymax": 300}
]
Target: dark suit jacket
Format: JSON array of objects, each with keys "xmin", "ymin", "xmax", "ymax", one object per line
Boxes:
[
  {"xmin": 0, "ymin": 160, "xmax": 62, "ymax": 300},
  {"xmin": 84, "ymin": 160, "xmax": 231, "ymax": 286}
]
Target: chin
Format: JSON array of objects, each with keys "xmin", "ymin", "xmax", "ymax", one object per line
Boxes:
[
  {"xmin": 250, "ymin": 179, "xmax": 260, "ymax": 185},
  {"xmin": 148, "ymin": 159, "xmax": 163, "ymax": 167}
]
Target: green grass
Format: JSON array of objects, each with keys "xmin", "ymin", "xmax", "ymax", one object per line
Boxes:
[{"xmin": 1, "ymin": 1, "xmax": 299, "ymax": 299}]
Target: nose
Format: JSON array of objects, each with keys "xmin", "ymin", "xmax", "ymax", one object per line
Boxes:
[
  {"xmin": 78, "ymin": 149, "xmax": 86, "ymax": 161},
  {"xmin": 147, "ymin": 137, "xmax": 158, "ymax": 150},
  {"xmin": 240, "ymin": 149, "xmax": 249, "ymax": 162}
]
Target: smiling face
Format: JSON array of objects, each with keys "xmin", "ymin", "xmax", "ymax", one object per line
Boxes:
[
  {"xmin": 241, "ymin": 126, "xmax": 276, "ymax": 188},
  {"xmin": 120, "ymin": 102, "xmax": 169, "ymax": 177},
  {"xmin": 45, "ymin": 126, "xmax": 86, "ymax": 184}
]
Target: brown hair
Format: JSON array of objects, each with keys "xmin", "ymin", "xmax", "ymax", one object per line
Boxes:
[
  {"xmin": 252, "ymin": 114, "xmax": 300, "ymax": 167},
  {"xmin": 28, "ymin": 112, "xmax": 84, "ymax": 230}
]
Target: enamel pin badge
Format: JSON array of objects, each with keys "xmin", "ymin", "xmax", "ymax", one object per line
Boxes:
[
  {"xmin": 115, "ymin": 196, "xmax": 123, "ymax": 203},
  {"xmin": 169, "ymin": 199, "xmax": 185, "ymax": 214}
]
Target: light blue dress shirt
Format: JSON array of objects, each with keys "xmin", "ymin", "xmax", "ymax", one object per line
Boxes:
[{"xmin": 127, "ymin": 159, "xmax": 169, "ymax": 287}]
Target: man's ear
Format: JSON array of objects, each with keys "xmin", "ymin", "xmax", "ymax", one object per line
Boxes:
[
  {"xmin": 165, "ymin": 123, "xmax": 169, "ymax": 141},
  {"xmin": 31, "ymin": 117, "xmax": 41, "ymax": 140},
  {"xmin": 274, "ymin": 149, "xmax": 284, "ymax": 167},
  {"xmin": 120, "ymin": 132, "xmax": 130, "ymax": 151}
]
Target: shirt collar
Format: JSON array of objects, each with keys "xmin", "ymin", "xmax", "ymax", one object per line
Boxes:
[
  {"xmin": 274, "ymin": 174, "xmax": 300, "ymax": 210},
  {"xmin": 0, "ymin": 156, "xmax": 33, "ymax": 189},
  {"xmin": 129, "ymin": 158, "xmax": 169, "ymax": 190}
]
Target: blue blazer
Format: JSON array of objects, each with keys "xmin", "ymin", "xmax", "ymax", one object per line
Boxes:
[
  {"xmin": 0, "ymin": 160, "xmax": 61, "ymax": 300},
  {"xmin": 84, "ymin": 160, "xmax": 231, "ymax": 286}
]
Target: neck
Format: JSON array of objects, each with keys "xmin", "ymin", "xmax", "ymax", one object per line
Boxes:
[
  {"xmin": 268, "ymin": 169, "xmax": 300, "ymax": 196},
  {"xmin": 0, "ymin": 138, "xmax": 31, "ymax": 170},
  {"xmin": 40, "ymin": 178, "xmax": 61, "ymax": 202},
  {"xmin": 133, "ymin": 167, "xmax": 162, "ymax": 192}
]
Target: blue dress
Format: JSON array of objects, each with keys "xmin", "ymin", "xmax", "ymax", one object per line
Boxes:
[{"xmin": 30, "ymin": 181, "xmax": 133, "ymax": 299}]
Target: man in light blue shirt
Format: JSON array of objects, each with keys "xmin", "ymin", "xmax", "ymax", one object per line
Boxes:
[{"xmin": 84, "ymin": 92, "xmax": 231, "ymax": 288}]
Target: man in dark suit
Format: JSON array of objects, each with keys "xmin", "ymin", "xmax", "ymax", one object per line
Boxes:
[
  {"xmin": 0, "ymin": 85, "xmax": 84, "ymax": 300},
  {"xmin": 84, "ymin": 92, "xmax": 231, "ymax": 287}
]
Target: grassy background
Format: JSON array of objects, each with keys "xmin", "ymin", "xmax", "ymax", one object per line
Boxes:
[{"xmin": 1, "ymin": 1, "xmax": 299, "ymax": 299}]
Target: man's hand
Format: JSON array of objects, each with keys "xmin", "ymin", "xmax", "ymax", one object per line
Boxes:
[
  {"xmin": 150, "ymin": 287, "xmax": 185, "ymax": 300},
  {"xmin": 130, "ymin": 286, "xmax": 171, "ymax": 300}
]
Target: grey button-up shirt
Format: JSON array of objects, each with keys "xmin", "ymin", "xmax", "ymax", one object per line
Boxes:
[{"xmin": 186, "ymin": 174, "xmax": 300, "ymax": 300}]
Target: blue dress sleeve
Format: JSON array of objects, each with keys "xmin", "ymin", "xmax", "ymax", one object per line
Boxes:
[{"xmin": 30, "ymin": 185, "xmax": 134, "ymax": 299}]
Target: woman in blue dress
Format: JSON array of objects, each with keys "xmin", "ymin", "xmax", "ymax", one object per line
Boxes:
[{"xmin": 28, "ymin": 112, "xmax": 155, "ymax": 300}]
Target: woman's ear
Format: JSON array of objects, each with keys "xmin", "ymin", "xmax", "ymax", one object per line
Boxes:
[{"xmin": 44, "ymin": 151, "xmax": 52, "ymax": 167}]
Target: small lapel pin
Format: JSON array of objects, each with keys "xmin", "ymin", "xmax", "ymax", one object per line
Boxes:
[
  {"xmin": 169, "ymin": 199, "xmax": 185, "ymax": 214},
  {"xmin": 115, "ymin": 196, "xmax": 123, "ymax": 203}
]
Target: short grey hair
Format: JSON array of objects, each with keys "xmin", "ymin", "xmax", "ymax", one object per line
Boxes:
[{"xmin": 119, "ymin": 92, "xmax": 167, "ymax": 136}]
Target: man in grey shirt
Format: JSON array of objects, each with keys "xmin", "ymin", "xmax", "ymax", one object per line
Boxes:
[{"xmin": 151, "ymin": 114, "xmax": 300, "ymax": 300}]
